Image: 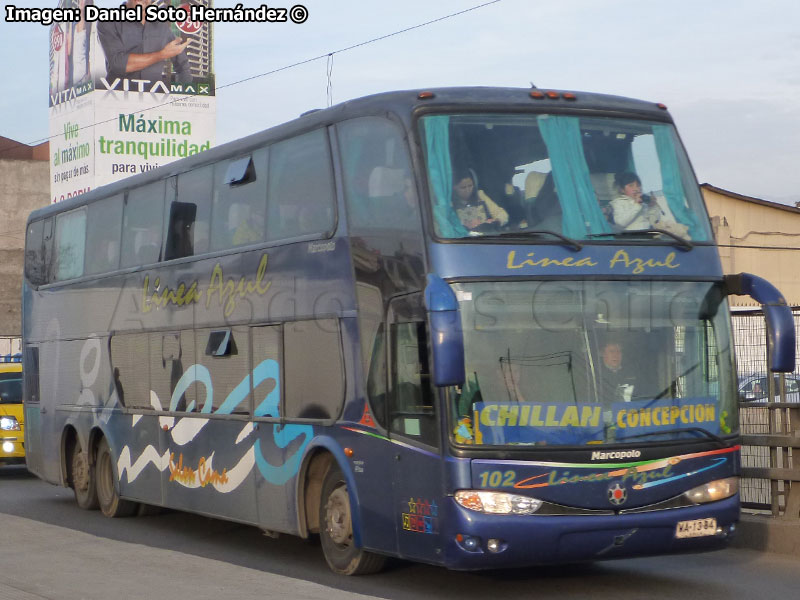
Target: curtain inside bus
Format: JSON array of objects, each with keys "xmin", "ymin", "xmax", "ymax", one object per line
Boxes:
[
  {"xmin": 652, "ymin": 124, "xmax": 703, "ymax": 240},
  {"xmin": 537, "ymin": 115, "xmax": 611, "ymax": 238},
  {"xmin": 423, "ymin": 116, "xmax": 469, "ymax": 238}
]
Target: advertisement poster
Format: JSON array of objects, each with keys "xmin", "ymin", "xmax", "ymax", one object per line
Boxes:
[{"xmin": 48, "ymin": 0, "xmax": 216, "ymax": 203}]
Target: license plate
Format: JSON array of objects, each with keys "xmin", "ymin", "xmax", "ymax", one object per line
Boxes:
[{"xmin": 675, "ymin": 518, "xmax": 717, "ymax": 538}]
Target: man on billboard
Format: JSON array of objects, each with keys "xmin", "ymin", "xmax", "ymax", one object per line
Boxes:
[{"xmin": 97, "ymin": 0, "xmax": 192, "ymax": 84}]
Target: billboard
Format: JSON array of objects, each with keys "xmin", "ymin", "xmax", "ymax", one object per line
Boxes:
[{"xmin": 48, "ymin": 0, "xmax": 216, "ymax": 203}]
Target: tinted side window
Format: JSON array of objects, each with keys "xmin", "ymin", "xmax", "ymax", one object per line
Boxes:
[
  {"xmin": 284, "ymin": 319, "xmax": 343, "ymax": 419},
  {"xmin": 85, "ymin": 195, "xmax": 123, "ymax": 275},
  {"xmin": 211, "ymin": 149, "xmax": 268, "ymax": 250},
  {"xmin": 121, "ymin": 181, "xmax": 165, "ymax": 268},
  {"xmin": 356, "ymin": 283, "xmax": 387, "ymax": 428},
  {"xmin": 165, "ymin": 167, "xmax": 213, "ymax": 260},
  {"xmin": 338, "ymin": 117, "xmax": 420, "ymax": 232},
  {"xmin": 25, "ymin": 220, "xmax": 46, "ymax": 285},
  {"xmin": 266, "ymin": 129, "xmax": 335, "ymax": 241},
  {"xmin": 54, "ymin": 209, "xmax": 86, "ymax": 281},
  {"xmin": 388, "ymin": 295, "xmax": 437, "ymax": 448}
]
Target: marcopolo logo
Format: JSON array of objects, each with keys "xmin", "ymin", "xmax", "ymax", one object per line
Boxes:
[{"xmin": 590, "ymin": 449, "xmax": 642, "ymax": 461}]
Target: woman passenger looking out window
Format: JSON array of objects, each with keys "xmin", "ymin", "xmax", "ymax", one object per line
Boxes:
[{"xmin": 451, "ymin": 169, "xmax": 509, "ymax": 233}]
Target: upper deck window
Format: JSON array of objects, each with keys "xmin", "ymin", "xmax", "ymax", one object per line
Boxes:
[
  {"xmin": 266, "ymin": 129, "xmax": 335, "ymax": 241},
  {"xmin": 121, "ymin": 181, "xmax": 165, "ymax": 268},
  {"xmin": 211, "ymin": 149, "xmax": 268, "ymax": 250},
  {"xmin": 338, "ymin": 117, "xmax": 421, "ymax": 233},
  {"xmin": 165, "ymin": 166, "xmax": 213, "ymax": 260},
  {"xmin": 25, "ymin": 220, "xmax": 46, "ymax": 285},
  {"xmin": 54, "ymin": 209, "xmax": 86, "ymax": 281},
  {"xmin": 420, "ymin": 114, "xmax": 711, "ymax": 243},
  {"xmin": 85, "ymin": 195, "xmax": 123, "ymax": 275}
]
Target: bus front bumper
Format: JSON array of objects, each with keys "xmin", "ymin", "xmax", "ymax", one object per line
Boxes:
[{"xmin": 441, "ymin": 494, "xmax": 739, "ymax": 570}]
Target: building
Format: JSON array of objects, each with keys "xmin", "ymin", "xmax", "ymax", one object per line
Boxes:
[
  {"xmin": 702, "ymin": 184, "xmax": 800, "ymax": 378},
  {"xmin": 0, "ymin": 136, "xmax": 50, "ymax": 343},
  {"xmin": 702, "ymin": 184, "xmax": 800, "ymax": 308}
]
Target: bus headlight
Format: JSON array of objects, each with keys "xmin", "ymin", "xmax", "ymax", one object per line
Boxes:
[
  {"xmin": 683, "ymin": 477, "xmax": 739, "ymax": 504},
  {"xmin": 0, "ymin": 416, "xmax": 20, "ymax": 431},
  {"xmin": 455, "ymin": 490, "xmax": 543, "ymax": 515}
]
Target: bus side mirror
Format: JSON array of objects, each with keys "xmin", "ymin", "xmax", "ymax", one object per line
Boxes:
[
  {"xmin": 424, "ymin": 274, "xmax": 465, "ymax": 386},
  {"xmin": 724, "ymin": 273, "xmax": 796, "ymax": 373}
]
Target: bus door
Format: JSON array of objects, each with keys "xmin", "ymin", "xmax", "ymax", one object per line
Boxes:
[
  {"xmin": 161, "ymin": 326, "xmax": 259, "ymax": 524},
  {"xmin": 387, "ymin": 294, "xmax": 444, "ymax": 563}
]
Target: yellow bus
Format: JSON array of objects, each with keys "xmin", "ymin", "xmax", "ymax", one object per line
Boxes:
[{"xmin": 0, "ymin": 360, "xmax": 24, "ymax": 465}]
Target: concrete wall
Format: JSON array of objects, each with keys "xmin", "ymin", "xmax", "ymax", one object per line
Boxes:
[
  {"xmin": 703, "ymin": 184, "xmax": 800, "ymax": 308},
  {"xmin": 0, "ymin": 158, "xmax": 50, "ymax": 335}
]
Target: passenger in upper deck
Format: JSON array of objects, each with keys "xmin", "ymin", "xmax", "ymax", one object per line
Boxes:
[
  {"xmin": 610, "ymin": 172, "xmax": 689, "ymax": 238},
  {"xmin": 451, "ymin": 169, "xmax": 509, "ymax": 233},
  {"xmin": 609, "ymin": 172, "xmax": 661, "ymax": 230}
]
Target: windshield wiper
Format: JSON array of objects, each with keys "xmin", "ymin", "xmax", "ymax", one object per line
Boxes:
[
  {"xmin": 616, "ymin": 427, "xmax": 729, "ymax": 448},
  {"xmin": 480, "ymin": 230, "xmax": 583, "ymax": 251},
  {"xmin": 586, "ymin": 228, "xmax": 693, "ymax": 251},
  {"xmin": 650, "ymin": 363, "xmax": 701, "ymax": 402}
]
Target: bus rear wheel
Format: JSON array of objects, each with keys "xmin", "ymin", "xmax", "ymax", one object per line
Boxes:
[
  {"xmin": 96, "ymin": 438, "xmax": 138, "ymax": 518},
  {"xmin": 319, "ymin": 465, "xmax": 385, "ymax": 575},
  {"xmin": 71, "ymin": 439, "xmax": 98, "ymax": 510}
]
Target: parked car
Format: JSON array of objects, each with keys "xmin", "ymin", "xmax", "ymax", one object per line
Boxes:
[
  {"xmin": 738, "ymin": 373, "xmax": 800, "ymax": 403},
  {"xmin": 0, "ymin": 359, "xmax": 25, "ymax": 466}
]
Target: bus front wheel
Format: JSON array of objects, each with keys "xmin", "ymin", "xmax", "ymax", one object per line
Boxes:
[
  {"xmin": 96, "ymin": 438, "xmax": 138, "ymax": 518},
  {"xmin": 319, "ymin": 465, "xmax": 385, "ymax": 575},
  {"xmin": 71, "ymin": 439, "xmax": 98, "ymax": 510}
]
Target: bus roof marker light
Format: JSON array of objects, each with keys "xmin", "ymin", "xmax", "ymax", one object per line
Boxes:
[
  {"xmin": 563, "ymin": 92, "xmax": 577, "ymax": 101},
  {"xmin": 657, "ymin": 103, "xmax": 668, "ymax": 110},
  {"xmin": 545, "ymin": 91, "xmax": 559, "ymax": 99},
  {"xmin": 530, "ymin": 91, "xmax": 545, "ymax": 99},
  {"xmin": 418, "ymin": 91, "xmax": 435, "ymax": 100}
]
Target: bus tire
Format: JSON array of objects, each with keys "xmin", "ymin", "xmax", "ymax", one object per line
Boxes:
[
  {"xmin": 70, "ymin": 439, "xmax": 98, "ymax": 510},
  {"xmin": 96, "ymin": 438, "xmax": 138, "ymax": 518},
  {"xmin": 319, "ymin": 464, "xmax": 385, "ymax": 575}
]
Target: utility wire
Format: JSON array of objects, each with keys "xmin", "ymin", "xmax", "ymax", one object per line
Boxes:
[{"xmin": 0, "ymin": 0, "xmax": 503, "ymax": 157}]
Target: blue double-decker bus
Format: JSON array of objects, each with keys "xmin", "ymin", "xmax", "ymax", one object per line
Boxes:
[{"xmin": 23, "ymin": 87, "xmax": 795, "ymax": 574}]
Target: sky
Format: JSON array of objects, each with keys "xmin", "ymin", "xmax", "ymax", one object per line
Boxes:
[{"xmin": 1, "ymin": 0, "xmax": 799, "ymax": 203}]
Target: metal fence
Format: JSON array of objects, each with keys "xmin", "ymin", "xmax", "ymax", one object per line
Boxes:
[{"xmin": 733, "ymin": 309, "xmax": 800, "ymax": 517}]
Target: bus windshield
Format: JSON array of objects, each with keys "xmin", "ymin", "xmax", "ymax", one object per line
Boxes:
[
  {"xmin": 449, "ymin": 281, "xmax": 736, "ymax": 447},
  {"xmin": 420, "ymin": 113, "xmax": 712, "ymax": 242}
]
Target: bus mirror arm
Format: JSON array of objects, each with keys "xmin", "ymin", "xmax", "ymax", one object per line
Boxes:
[
  {"xmin": 425, "ymin": 274, "xmax": 466, "ymax": 387},
  {"xmin": 724, "ymin": 273, "xmax": 796, "ymax": 372}
]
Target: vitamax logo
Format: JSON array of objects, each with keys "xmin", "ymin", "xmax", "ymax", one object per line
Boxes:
[{"xmin": 590, "ymin": 450, "xmax": 642, "ymax": 461}]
